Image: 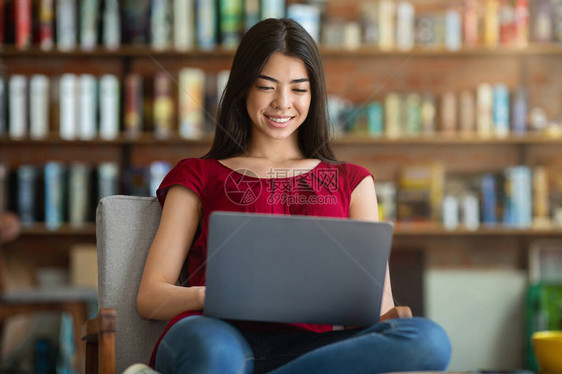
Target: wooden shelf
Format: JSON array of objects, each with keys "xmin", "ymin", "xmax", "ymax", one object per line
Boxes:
[
  {"xmin": 1, "ymin": 43, "xmax": 561, "ymax": 59},
  {"xmin": 19, "ymin": 221, "xmax": 562, "ymax": 237},
  {"xmin": 4, "ymin": 133, "xmax": 562, "ymax": 146}
]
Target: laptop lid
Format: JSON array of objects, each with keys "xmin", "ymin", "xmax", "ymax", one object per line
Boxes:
[{"xmin": 203, "ymin": 211, "xmax": 394, "ymax": 327}]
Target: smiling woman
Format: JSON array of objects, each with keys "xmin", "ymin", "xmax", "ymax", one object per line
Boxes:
[{"xmin": 134, "ymin": 18, "xmax": 451, "ymax": 374}]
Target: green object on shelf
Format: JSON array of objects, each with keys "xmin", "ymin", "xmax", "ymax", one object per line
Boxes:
[{"xmin": 524, "ymin": 283, "xmax": 562, "ymax": 371}]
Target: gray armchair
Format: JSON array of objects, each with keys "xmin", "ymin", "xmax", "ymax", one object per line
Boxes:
[{"xmin": 82, "ymin": 195, "xmax": 412, "ymax": 374}]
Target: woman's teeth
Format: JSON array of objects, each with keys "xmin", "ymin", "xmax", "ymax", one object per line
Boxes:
[{"xmin": 267, "ymin": 116, "xmax": 291, "ymax": 123}]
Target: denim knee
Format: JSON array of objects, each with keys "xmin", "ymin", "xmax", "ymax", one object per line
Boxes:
[
  {"xmin": 402, "ymin": 317, "xmax": 452, "ymax": 370},
  {"xmin": 155, "ymin": 315, "xmax": 254, "ymax": 374}
]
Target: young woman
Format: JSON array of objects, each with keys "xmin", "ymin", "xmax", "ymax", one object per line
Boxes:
[{"xmin": 136, "ymin": 18, "xmax": 451, "ymax": 374}]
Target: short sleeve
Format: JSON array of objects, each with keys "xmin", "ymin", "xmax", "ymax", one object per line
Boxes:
[
  {"xmin": 346, "ymin": 162, "xmax": 374, "ymax": 193},
  {"xmin": 156, "ymin": 158, "xmax": 205, "ymax": 206}
]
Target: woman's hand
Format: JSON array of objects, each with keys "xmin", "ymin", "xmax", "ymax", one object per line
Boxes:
[{"xmin": 194, "ymin": 286, "xmax": 206, "ymax": 309}]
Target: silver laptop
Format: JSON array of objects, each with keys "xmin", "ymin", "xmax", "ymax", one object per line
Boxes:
[{"xmin": 203, "ymin": 211, "xmax": 394, "ymax": 327}]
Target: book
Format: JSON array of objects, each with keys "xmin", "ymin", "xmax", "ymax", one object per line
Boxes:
[
  {"xmin": 480, "ymin": 173, "xmax": 498, "ymax": 226},
  {"xmin": 499, "ymin": 0, "xmax": 515, "ymax": 46},
  {"xmin": 287, "ymin": 3, "xmax": 320, "ymax": 43},
  {"xmin": 415, "ymin": 14, "xmax": 437, "ymax": 48},
  {"xmin": 178, "ymin": 67, "xmax": 205, "ymax": 139},
  {"xmin": 360, "ymin": 1, "xmax": 379, "ymax": 45},
  {"xmin": 260, "ymin": 0, "xmax": 284, "ymax": 20},
  {"xmin": 514, "ymin": 0, "xmax": 529, "ymax": 47},
  {"xmin": 68, "ymin": 163, "xmax": 91, "ymax": 226},
  {"xmin": 464, "ymin": 0, "xmax": 479, "ymax": 47},
  {"xmin": 461, "ymin": 193, "xmax": 480, "ymax": 230},
  {"xmin": 220, "ymin": 0, "xmax": 244, "ymax": 48},
  {"xmin": 504, "ymin": 166, "xmax": 532, "ymax": 227},
  {"xmin": 492, "ymin": 84, "xmax": 510, "ymax": 137},
  {"xmin": 38, "ymin": 0, "xmax": 54, "ymax": 50},
  {"xmin": 78, "ymin": 74, "xmax": 97, "ymax": 140},
  {"xmin": 384, "ymin": 93, "xmax": 400, "ymax": 138},
  {"xmin": 80, "ymin": 0, "xmax": 99, "ymax": 51},
  {"xmin": 378, "ymin": 0, "xmax": 395, "ymax": 51},
  {"xmin": 342, "ymin": 22, "xmax": 361, "ymax": 51},
  {"xmin": 102, "ymin": 0, "xmax": 120, "ymax": 50},
  {"xmin": 554, "ymin": 0, "xmax": 562, "ymax": 43},
  {"xmin": 15, "ymin": 0, "xmax": 32, "ymax": 50},
  {"xmin": 196, "ymin": 0, "xmax": 217, "ymax": 50},
  {"xmin": 484, "ymin": 0, "xmax": 499, "ymax": 47},
  {"xmin": 244, "ymin": 0, "xmax": 259, "ymax": 31},
  {"xmin": 29, "ymin": 75, "xmax": 50, "ymax": 140},
  {"xmin": 533, "ymin": 166, "xmax": 549, "ymax": 227},
  {"xmin": 9, "ymin": 74, "xmax": 27, "ymax": 140},
  {"xmin": 59, "ymin": 74, "xmax": 78, "ymax": 140},
  {"xmin": 396, "ymin": 1, "xmax": 415, "ymax": 51},
  {"xmin": 97, "ymin": 161, "xmax": 119, "ymax": 200},
  {"xmin": 56, "ymin": 0, "xmax": 77, "ymax": 51},
  {"xmin": 149, "ymin": 161, "xmax": 171, "ymax": 196},
  {"xmin": 375, "ymin": 181, "xmax": 396, "ymax": 221},
  {"xmin": 441, "ymin": 91, "xmax": 456, "ymax": 135},
  {"xmin": 44, "ymin": 161, "xmax": 65, "ymax": 230},
  {"xmin": 420, "ymin": 94, "xmax": 436, "ymax": 134},
  {"xmin": 406, "ymin": 93, "xmax": 421, "ymax": 136},
  {"xmin": 124, "ymin": 74, "xmax": 143, "ymax": 138},
  {"xmin": 367, "ymin": 102, "xmax": 384, "ymax": 137},
  {"xmin": 99, "ymin": 74, "xmax": 120, "ymax": 140},
  {"xmin": 397, "ymin": 163, "xmax": 445, "ymax": 222},
  {"xmin": 125, "ymin": 166, "xmax": 149, "ymax": 196},
  {"xmin": 445, "ymin": 8, "xmax": 462, "ymax": 51},
  {"xmin": 174, "ymin": 0, "xmax": 195, "ymax": 51},
  {"xmin": 0, "ymin": 77, "xmax": 5, "ymax": 136},
  {"xmin": 511, "ymin": 87, "xmax": 527, "ymax": 135},
  {"xmin": 533, "ymin": 0, "xmax": 554, "ymax": 42},
  {"xmin": 17, "ymin": 165, "xmax": 37, "ymax": 225},
  {"xmin": 153, "ymin": 71, "xmax": 174, "ymax": 139},
  {"xmin": 477, "ymin": 83, "xmax": 493, "ymax": 138},
  {"xmin": 122, "ymin": 0, "xmax": 150, "ymax": 45},
  {"xmin": 151, "ymin": 0, "xmax": 172, "ymax": 50},
  {"xmin": 442, "ymin": 195, "xmax": 459, "ymax": 230}
]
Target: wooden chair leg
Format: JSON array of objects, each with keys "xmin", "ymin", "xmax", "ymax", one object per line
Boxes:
[
  {"xmin": 65, "ymin": 301, "xmax": 89, "ymax": 374},
  {"xmin": 85, "ymin": 341, "xmax": 98, "ymax": 374}
]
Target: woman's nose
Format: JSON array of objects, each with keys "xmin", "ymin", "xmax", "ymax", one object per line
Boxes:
[{"xmin": 272, "ymin": 89, "xmax": 291, "ymax": 110}]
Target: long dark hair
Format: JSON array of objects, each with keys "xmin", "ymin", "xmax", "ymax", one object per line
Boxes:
[{"xmin": 202, "ymin": 18, "xmax": 337, "ymax": 162}]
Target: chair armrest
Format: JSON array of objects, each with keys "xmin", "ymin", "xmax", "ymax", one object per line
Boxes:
[
  {"xmin": 380, "ymin": 306, "xmax": 412, "ymax": 322},
  {"xmin": 82, "ymin": 308, "xmax": 116, "ymax": 342}
]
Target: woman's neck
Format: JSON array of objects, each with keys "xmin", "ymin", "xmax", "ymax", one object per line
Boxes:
[{"xmin": 246, "ymin": 136, "xmax": 304, "ymax": 162}]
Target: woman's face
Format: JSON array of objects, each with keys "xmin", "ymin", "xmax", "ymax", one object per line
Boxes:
[{"xmin": 246, "ymin": 52, "xmax": 311, "ymax": 142}]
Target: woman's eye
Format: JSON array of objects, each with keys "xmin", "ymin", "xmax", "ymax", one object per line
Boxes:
[
  {"xmin": 257, "ymin": 86, "xmax": 273, "ymax": 90},
  {"xmin": 293, "ymin": 89, "xmax": 308, "ymax": 93}
]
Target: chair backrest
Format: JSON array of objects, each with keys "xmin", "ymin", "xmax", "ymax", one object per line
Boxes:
[{"xmin": 96, "ymin": 195, "xmax": 167, "ymax": 373}]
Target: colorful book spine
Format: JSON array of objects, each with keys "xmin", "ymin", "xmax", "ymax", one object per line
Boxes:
[
  {"xmin": 59, "ymin": 74, "xmax": 78, "ymax": 140},
  {"xmin": 124, "ymin": 74, "xmax": 143, "ymax": 138},
  {"xmin": 367, "ymin": 102, "xmax": 384, "ymax": 137},
  {"xmin": 153, "ymin": 71, "xmax": 174, "ymax": 139},
  {"xmin": 174, "ymin": 0, "xmax": 195, "ymax": 51},
  {"xmin": 498, "ymin": 0, "xmax": 515, "ymax": 46},
  {"xmin": 102, "ymin": 0, "xmax": 121, "ymax": 50},
  {"xmin": 464, "ymin": 0, "xmax": 479, "ymax": 47},
  {"xmin": 514, "ymin": 0, "xmax": 529, "ymax": 47},
  {"xmin": 17, "ymin": 165, "xmax": 37, "ymax": 225},
  {"xmin": 534, "ymin": 0, "xmax": 554, "ymax": 42},
  {"xmin": 361, "ymin": 1, "xmax": 379, "ymax": 46},
  {"xmin": 39, "ymin": 0, "xmax": 55, "ymax": 50},
  {"xmin": 99, "ymin": 74, "xmax": 120, "ymax": 140},
  {"xmin": 378, "ymin": 0, "xmax": 395, "ymax": 51},
  {"xmin": 477, "ymin": 83, "xmax": 493, "ymax": 137},
  {"xmin": 178, "ymin": 67, "xmax": 205, "ymax": 139},
  {"xmin": 151, "ymin": 0, "xmax": 172, "ymax": 50},
  {"xmin": 56, "ymin": 0, "xmax": 77, "ymax": 51},
  {"xmin": 533, "ymin": 166, "xmax": 549, "ymax": 226},
  {"xmin": 442, "ymin": 195, "xmax": 459, "ymax": 230},
  {"xmin": 122, "ymin": 0, "xmax": 150, "ymax": 45},
  {"xmin": 68, "ymin": 163, "xmax": 91, "ymax": 226},
  {"xmin": 493, "ymin": 84, "xmax": 510, "ymax": 137},
  {"xmin": 9, "ymin": 75, "xmax": 27, "ymax": 140},
  {"xmin": 415, "ymin": 14, "xmax": 437, "ymax": 48},
  {"xmin": 511, "ymin": 87, "xmax": 527, "ymax": 135},
  {"xmin": 29, "ymin": 75, "xmax": 50, "ymax": 140},
  {"xmin": 445, "ymin": 8, "xmax": 462, "ymax": 51},
  {"xmin": 0, "ymin": 78, "xmax": 5, "ymax": 136},
  {"xmin": 260, "ymin": 0, "xmax": 284, "ymax": 20},
  {"xmin": 15, "ymin": 0, "xmax": 32, "ymax": 50},
  {"xmin": 459, "ymin": 90, "xmax": 475, "ymax": 134},
  {"xmin": 420, "ymin": 94, "xmax": 436, "ymax": 135},
  {"xmin": 245, "ymin": 0, "xmax": 259, "ymax": 31},
  {"xmin": 220, "ymin": 0, "xmax": 244, "ymax": 49},
  {"xmin": 197, "ymin": 0, "xmax": 218, "ymax": 50},
  {"xmin": 406, "ymin": 93, "xmax": 421, "ymax": 136},
  {"xmin": 481, "ymin": 173, "xmax": 497, "ymax": 225},
  {"xmin": 78, "ymin": 74, "xmax": 97, "ymax": 140},
  {"xmin": 507, "ymin": 166, "xmax": 532, "ymax": 228},
  {"xmin": 484, "ymin": 0, "xmax": 499, "ymax": 47},
  {"xmin": 396, "ymin": 1, "xmax": 414, "ymax": 51},
  {"xmin": 80, "ymin": 0, "xmax": 99, "ymax": 50},
  {"xmin": 384, "ymin": 93, "xmax": 401, "ymax": 138},
  {"xmin": 97, "ymin": 161, "xmax": 119, "ymax": 200},
  {"xmin": 45, "ymin": 162, "xmax": 65, "ymax": 230},
  {"xmin": 461, "ymin": 193, "xmax": 480, "ymax": 230},
  {"xmin": 287, "ymin": 3, "xmax": 321, "ymax": 43},
  {"xmin": 441, "ymin": 91, "xmax": 457, "ymax": 135}
]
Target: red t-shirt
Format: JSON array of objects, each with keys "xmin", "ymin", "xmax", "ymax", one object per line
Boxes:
[{"xmin": 149, "ymin": 157, "xmax": 373, "ymax": 365}]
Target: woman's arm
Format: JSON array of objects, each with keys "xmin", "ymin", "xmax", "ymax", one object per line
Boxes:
[
  {"xmin": 349, "ymin": 175, "xmax": 395, "ymax": 316},
  {"xmin": 137, "ymin": 185, "xmax": 205, "ymax": 320}
]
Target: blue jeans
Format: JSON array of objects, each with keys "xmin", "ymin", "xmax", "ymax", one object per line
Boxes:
[{"xmin": 155, "ymin": 316, "xmax": 451, "ymax": 374}]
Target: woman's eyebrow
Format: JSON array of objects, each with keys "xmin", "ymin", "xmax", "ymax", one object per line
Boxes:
[{"xmin": 258, "ymin": 75, "xmax": 310, "ymax": 83}]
